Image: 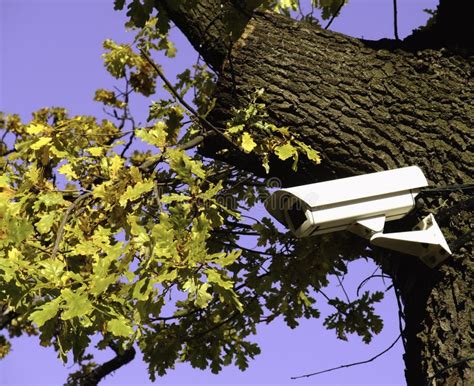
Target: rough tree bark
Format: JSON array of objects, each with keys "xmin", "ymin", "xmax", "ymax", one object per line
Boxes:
[{"xmin": 157, "ymin": 1, "xmax": 473, "ymax": 384}]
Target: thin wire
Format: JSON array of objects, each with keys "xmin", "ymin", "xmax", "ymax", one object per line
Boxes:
[
  {"xmin": 324, "ymin": 1, "xmax": 345, "ymax": 30},
  {"xmin": 291, "ymin": 334, "xmax": 402, "ymax": 379},
  {"xmin": 393, "ymin": 0, "xmax": 400, "ymax": 40},
  {"xmin": 424, "ymin": 355, "xmax": 474, "ymax": 386},
  {"xmin": 420, "ymin": 184, "xmax": 474, "ymax": 195}
]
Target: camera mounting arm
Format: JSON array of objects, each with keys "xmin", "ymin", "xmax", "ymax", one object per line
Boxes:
[{"xmin": 349, "ymin": 214, "xmax": 452, "ymax": 268}]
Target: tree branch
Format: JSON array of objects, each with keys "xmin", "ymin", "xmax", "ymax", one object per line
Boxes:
[
  {"xmin": 335, "ymin": 273, "xmax": 351, "ymax": 303},
  {"xmin": 156, "ymin": 0, "xmax": 256, "ymax": 70},
  {"xmin": 72, "ymin": 345, "xmax": 136, "ymax": 386}
]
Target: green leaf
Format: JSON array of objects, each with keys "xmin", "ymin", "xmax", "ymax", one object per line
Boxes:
[
  {"xmin": 195, "ymin": 283, "xmax": 212, "ymax": 309},
  {"xmin": 34, "ymin": 192, "xmax": 68, "ymax": 209},
  {"xmin": 107, "ymin": 317, "xmax": 134, "ymax": 337},
  {"xmin": 114, "ymin": 0, "xmax": 126, "ymax": 10},
  {"xmin": 241, "ymin": 132, "xmax": 257, "ymax": 153},
  {"xmin": 166, "ymin": 147, "xmax": 206, "ymax": 181},
  {"xmin": 119, "ymin": 180, "xmax": 154, "ymax": 207},
  {"xmin": 132, "ymin": 278, "xmax": 153, "ymax": 301},
  {"xmin": 136, "ymin": 122, "xmax": 168, "ymax": 148},
  {"xmin": 227, "ymin": 124, "xmax": 244, "ymax": 134},
  {"xmin": 6, "ymin": 218, "xmax": 34, "ymax": 244},
  {"xmin": 160, "ymin": 193, "xmax": 190, "ymax": 204},
  {"xmin": 207, "ymin": 270, "xmax": 234, "ymax": 290},
  {"xmin": 213, "ymin": 250, "xmax": 241, "ymax": 267},
  {"xmin": 60, "ymin": 289, "xmax": 93, "ymax": 320},
  {"xmin": 35, "ymin": 213, "xmax": 55, "ymax": 234},
  {"xmin": 0, "ymin": 258, "xmax": 16, "ymax": 283},
  {"xmin": 90, "ymin": 274, "xmax": 117, "ymax": 296},
  {"xmin": 29, "ymin": 298, "xmax": 61, "ymax": 328},
  {"xmin": 38, "ymin": 260, "xmax": 65, "ymax": 283},
  {"xmin": 280, "ymin": 0, "xmax": 298, "ymax": 10}
]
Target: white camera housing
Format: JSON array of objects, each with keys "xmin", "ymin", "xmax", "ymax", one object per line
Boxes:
[{"xmin": 264, "ymin": 166, "xmax": 451, "ymax": 268}]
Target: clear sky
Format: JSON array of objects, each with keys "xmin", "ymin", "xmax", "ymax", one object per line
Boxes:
[{"xmin": 0, "ymin": 1, "xmax": 437, "ymax": 385}]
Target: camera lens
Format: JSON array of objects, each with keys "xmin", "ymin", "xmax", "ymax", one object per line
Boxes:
[{"xmin": 287, "ymin": 202, "xmax": 307, "ymax": 230}]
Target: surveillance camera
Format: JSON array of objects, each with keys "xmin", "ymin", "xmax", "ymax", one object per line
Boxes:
[{"xmin": 264, "ymin": 166, "xmax": 451, "ymax": 268}]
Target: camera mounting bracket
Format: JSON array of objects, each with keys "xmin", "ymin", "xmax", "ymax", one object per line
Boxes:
[{"xmin": 350, "ymin": 214, "xmax": 451, "ymax": 268}]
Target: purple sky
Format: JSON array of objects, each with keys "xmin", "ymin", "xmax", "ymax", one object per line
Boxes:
[{"xmin": 0, "ymin": 1, "xmax": 437, "ymax": 384}]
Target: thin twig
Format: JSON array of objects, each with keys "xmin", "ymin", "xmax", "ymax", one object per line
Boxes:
[
  {"xmin": 1, "ymin": 129, "xmax": 9, "ymax": 141},
  {"xmin": 120, "ymin": 130, "xmax": 136, "ymax": 158},
  {"xmin": 218, "ymin": 238, "xmax": 284, "ymax": 257},
  {"xmin": 151, "ymin": 307, "xmax": 202, "ymax": 322},
  {"xmin": 213, "ymin": 229, "xmax": 260, "ymax": 236},
  {"xmin": 317, "ymin": 289, "xmax": 349, "ymax": 316},
  {"xmin": 51, "ymin": 192, "xmax": 92, "ymax": 259},
  {"xmin": 335, "ymin": 273, "xmax": 350, "ymax": 303},
  {"xmin": 138, "ymin": 134, "xmax": 206, "ymax": 171},
  {"xmin": 291, "ymin": 334, "xmax": 402, "ymax": 379},
  {"xmin": 0, "ymin": 148, "xmax": 15, "ymax": 157},
  {"xmin": 140, "ymin": 50, "xmax": 226, "ymax": 139}
]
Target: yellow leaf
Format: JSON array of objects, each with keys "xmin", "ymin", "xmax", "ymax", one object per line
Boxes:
[
  {"xmin": 241, "ymin": 132, "xmax": 256, "ymax": 153},
  {"xmin": 274, "ymin": 142, "xmax": 296, "ymax": 161},
  {"xmin": 25, "ymin": 164, "xmax": 41, "ymax": 184},
  {"xmin": 0, "ymin": 177, "xmax": 15, "ymax": 198},
  {"xmin": 109, "ymin": 155, "xmax": 124, "ymax": 178},
  {"xmin": 295, "ymin": 140, "xmax": 321, "ymax": 163},
  {"xmin": 87, "ymin": 147, "xmax": 104, "ymax": 157},
  {"xmin": 58, "ymin": 163, "xmax": 78, "ymax": 180},
  {"xmin": 119, "ymin": 180, "xmax": 154, "ymax": 207},
  {"xmin": 26, "ymin": 123, "xmax": 48, "ymax": 135},
  {"xmin": 30, "ymin": 137, "xmax": 52, "ymax": 150},
  {"xmin": 262, "ymin": 154, "xmax": 270, "ymax": 174},
  {"xmin": 49, "ymin": 145, "xmax": 68, "ymax": 158},
  {"xmin": 136, "ymin": 122, "xmax": 167, "ymax": 148}
]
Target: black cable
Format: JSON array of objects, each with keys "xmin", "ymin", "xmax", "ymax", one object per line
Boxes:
[
  {"xmin": 424, "ymin": 355, "xmax": 474, "ymax": 386},
  {"xmin": 419, "ymin": 184, "xmax": 474, "ymax": 196},
  {"xmin": 324, "ymin": 0, "xmax": 345, "ymax": 30},
  {"xmin": 392, "ymin": 0, "xmax": 399, "ymax": 40}
]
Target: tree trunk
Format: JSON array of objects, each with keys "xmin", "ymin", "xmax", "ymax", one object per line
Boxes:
[{"xmin": 158, "ymin": 1, "xmax": 473, "ymax": 384}]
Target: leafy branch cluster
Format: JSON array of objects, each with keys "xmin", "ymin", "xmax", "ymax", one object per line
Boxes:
[
  {"xmin": 224, "ymin": 88, "xmax": 321, "ymax": 173},
  {"xmin": 0, "ymin": 2, "xmax": 386, "ymax": 383}
]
